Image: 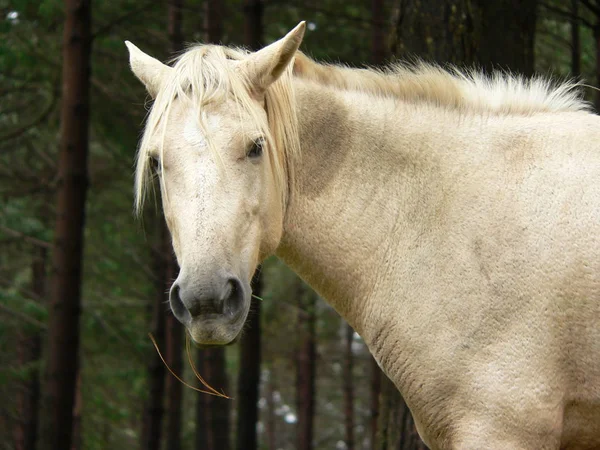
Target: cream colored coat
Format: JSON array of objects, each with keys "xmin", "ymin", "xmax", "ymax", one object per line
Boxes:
[{"xmin": 127, "ymin": 24, "xmax": 600, "ymax": 449}]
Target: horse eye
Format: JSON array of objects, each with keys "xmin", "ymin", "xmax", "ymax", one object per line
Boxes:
[
  {"xmin": 150, "ymin": 156, "xmax": 161, "ymax": 173},
  {"xmin": 247, "ymin": 139, "xmax": 264, "ymax": 159}
]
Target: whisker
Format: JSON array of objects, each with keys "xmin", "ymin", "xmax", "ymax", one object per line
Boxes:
[{"xmin": 148, "ymin": 332, "xmax": 230, "ymax": 398}]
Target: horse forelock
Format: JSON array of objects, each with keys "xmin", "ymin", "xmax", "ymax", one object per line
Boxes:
[{"xmin": 134, "ymin": 44, "xmax": 300, "ymax": 215}]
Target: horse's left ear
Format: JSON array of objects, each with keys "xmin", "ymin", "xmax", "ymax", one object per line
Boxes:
[{"xmin": 240, "ymin": 21, "xmax": 306, "ymax": 94}]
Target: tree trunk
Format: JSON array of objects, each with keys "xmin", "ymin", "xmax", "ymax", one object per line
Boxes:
[
  {"xmin": 296, "ymin": 284, "xmax": 316, "ymax": 450},
  {"xmin": 195, "ymin": 351, "xmax": 208, "ymax": 449},
  {"xmin": 571, "ymin": 0, "xmax": 581, "ymax": 77},
  {"xmin": 140, "ymin": 220, "xmax": 169, "ymax": 450},
  {"xmin": 195, "ymin": 348, "xmax": 231, "ymax": 450},
  {"xmin": 14, "ymin": 247, "xmax": 46, "ymax": 450},
  {"xmin": 40, "ymin": 0, "xmax": 91, "ymax": 448},
  {"xmin": 343, "ymin": 323, "xmax": 355, "ymax": 450},
  {"xmin": 371, "ymin": 0, "xmax": 387, "ymax": 64},
  {"xmin": 476, "ymin": 0, "xmax": 538, "ymax": 75},
  {"xmin": 205, "ymin": 0, "xmax": 223, "ymax": 44},
  {"xmin": 243, "ymin": 0, "xmax": 263, "ymax": 50},
  {"xmin": 371, "ymin": 357, "xmax": 381, "ymax": 448},
  {"xmin": 70, "ymin": 372, "xmax": 83, "ymax": 450},
  {"xmin": 391, "ymin": 0, "xmax": 538, "ymax": 74},
  {"xmin": 390, "ymin": 0, "xmax": 479, "ymax": 65},
  {"xmin": 235, "ymin": 271, "xmax": 262, "ymax": 450},
  {"xmin": 164, "ymin": 2, "xmax": 184, "ymax": 449}
]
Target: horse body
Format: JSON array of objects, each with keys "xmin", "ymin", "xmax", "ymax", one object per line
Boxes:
[
  {"xmin": 280, "ymin": 79, "xmax": 600, "ymax": 448},
  {"xmin": 127, "ymin": 24, "xmax": 600, "ymax": 449}
]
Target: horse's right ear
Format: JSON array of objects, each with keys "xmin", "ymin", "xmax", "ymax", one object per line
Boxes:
[{"xmin": 125, "ymin": 41, "xmax": 172, "ymax": 98}]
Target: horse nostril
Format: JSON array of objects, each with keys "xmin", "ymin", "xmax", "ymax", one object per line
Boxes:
[
  {"xmin": 169, "ymin": 283, "xmax": 191, "ymax": 323},
  {"xmin": 222, "ymin": 277, "xmax": 244, "ymax": 317}
]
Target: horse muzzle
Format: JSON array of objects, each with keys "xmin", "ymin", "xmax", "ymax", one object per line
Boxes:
[{"xmin": 169, "ymin": 274, "xmax": 250, "ymax": 345}]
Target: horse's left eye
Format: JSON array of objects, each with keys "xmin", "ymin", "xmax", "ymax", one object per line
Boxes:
[{"xmin": 247, "ymin": 139, "xmax": 264, "ymax": 159}]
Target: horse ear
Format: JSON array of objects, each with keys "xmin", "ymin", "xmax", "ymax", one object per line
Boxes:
[
  {"xmin": 125, "ymin": 41, "xmax": 172, "ymax": 98},
  {"xmin": 240, "ymin": 21, "xmax": 306, "ymax": 94}
]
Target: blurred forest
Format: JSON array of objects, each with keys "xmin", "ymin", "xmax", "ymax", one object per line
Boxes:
[{"xmin": 0, "ymin": 0, "xmax": 598, "ymax": 449}]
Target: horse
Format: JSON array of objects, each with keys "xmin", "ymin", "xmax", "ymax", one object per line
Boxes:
[{"xmin": 126, "ymin": 22, "xmax": 600, "ymax": 449}]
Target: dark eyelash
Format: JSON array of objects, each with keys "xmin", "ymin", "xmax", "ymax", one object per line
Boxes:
[
  {"xmin": 150, "ymin": 156, "xmax": 160, "ymax": 172},
  {"xmin": 247, "ymin": 138, "xmax": 264, "ymax": 158}
]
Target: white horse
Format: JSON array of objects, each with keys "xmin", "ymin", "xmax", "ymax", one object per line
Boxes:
[{"xmin": 126, "ymin": 23, "xmax": 600, "ymax": 449}]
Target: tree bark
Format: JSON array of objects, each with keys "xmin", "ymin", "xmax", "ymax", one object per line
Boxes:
[
  {"xmin": 476, "ymin": 0, "xmax": 538, "ymax": 75},
  {"xmin": 235, "ymin": 272, "xmax": 262, "ymax": 450},
  {"xmin": 296, "ymin": 284, "xmax": 316, "ymax": 450},
  {"xmin": 343, "ymin": 323, "xmax": 355, "ymax": 450},
  {"xmin": 371, "ymin": 357, "xmax": 382, "ymax": 448},
  {"xmin": 140, "ymin": 220, "xmax": 169, "ymax": 450},
  {"xmin": 391, "ymin": 0, "xmax": 538, "ymax": 74},
  {"xmin": 371, "ymin": 0, "xmax": 387, "ymax": 64},
  {"xmin": 40, "ymin": 0, "xmax": 91, "ymax": 448},
  {"xmin": 195, "ymin": 348, "xmax": 231, "ymax": 450},
  {"xmin": 205, "ymin": 0, "xmax": 223, "ymax": 44},
  {"xmin": 243, "ymin": 0, "xmax": 263, "ymax": 50},
  {"xmin": 164, "ymin": 2, "xmax": 184, "ymax": 449},
  {"xmin": 571, "ymin": 0, "xmax": 581, "ymax": 77},
  {"xmin": 14, "ymin": 247, "xmax": 46, "ymax": 450},
  {"xmin": 70, "ymin": 372, "xmax": 83, "ymax": 450}
]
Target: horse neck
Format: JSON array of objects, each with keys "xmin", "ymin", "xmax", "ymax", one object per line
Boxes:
[{"xmin": 276, "ymin": 79, "xmax": 442, "ymax": 335}]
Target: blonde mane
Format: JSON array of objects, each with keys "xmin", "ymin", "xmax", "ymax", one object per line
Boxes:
[
  {"xmin": 293, "ymin": 52, "xmax": 588, "ymax": 114},
  {"xmin": 136, "ymin": 45, "xmax": 588, "ymax": 213},
  {"xmin": 134, "ymin": 44, "xmax": 300, "ymax": 215}
]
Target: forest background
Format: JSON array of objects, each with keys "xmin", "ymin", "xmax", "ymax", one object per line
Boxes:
[{"xmin": 1, "ymin": 0, "xmax": 598, "ymax": 449}]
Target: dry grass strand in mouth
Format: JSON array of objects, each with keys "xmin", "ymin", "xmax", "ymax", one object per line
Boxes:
[{"xmin": 148, "ymin": 332, "xmax": 230, "ymax": 399}]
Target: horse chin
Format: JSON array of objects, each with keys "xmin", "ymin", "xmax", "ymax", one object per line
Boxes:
[{"xmin": 186, "ymin": 315, "xmax": 246, "ymax": 347}]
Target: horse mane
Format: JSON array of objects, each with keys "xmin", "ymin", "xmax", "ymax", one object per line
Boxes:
[{"xmin": 293, "ymin": 52, "xmax": 588, "ymax": 115}]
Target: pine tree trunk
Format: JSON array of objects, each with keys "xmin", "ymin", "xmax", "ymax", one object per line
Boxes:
[
  {"xmin": 40, "ymin": 0, "xmax": 91, "ymax": 448},
  {"xmin": 571, "ymin": 0, "xmax": 581, "ymax": 77},
  {"xmin": 296, "ymin": 284, "xmax": 316, "ymax": 450},
  {"xmin": 343, "ymin": 323, "xmax": 355, "ymax": 450},
  {"xmin": 371, "ymin": 357, "xmax": 381, "ymax": 447},
  {"xmin": 244, "ymin": 0, "xmax": 263, "ymax": 50},
  {"xmin": 195, "ymin": 350, "xmax": 231, "ymax": 450},
  {"xmin": 371, "ymin": 0, "xmax": 386, "ymax": 64},
  {"xmin": 205, "ymin": 0, "xmax": 223, "ymax": 44},
  {"xmin": 476, "ymin": 0, "xmax": 538, "ymax": 76},
  {"xmin": 164, "ymin": 1, "xmax": 184, "ymax": 449},
  {"xmin": 195, "ymin": 351, "xmax": 209, "ymax": 450},
  {"xmin": 14, "ymin": 247, "xmax": 46, "ymax": 450},
  {"xmin": 140, "ymin": 220, "xmax": 169, "ymax": 450},
  {"xmin": 70, "ymin": 372, "xmax": 83, "ymax": 450},
  {"xmin": 235, "ymin": 272, "xmax": 262, "ymax": 450}
]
